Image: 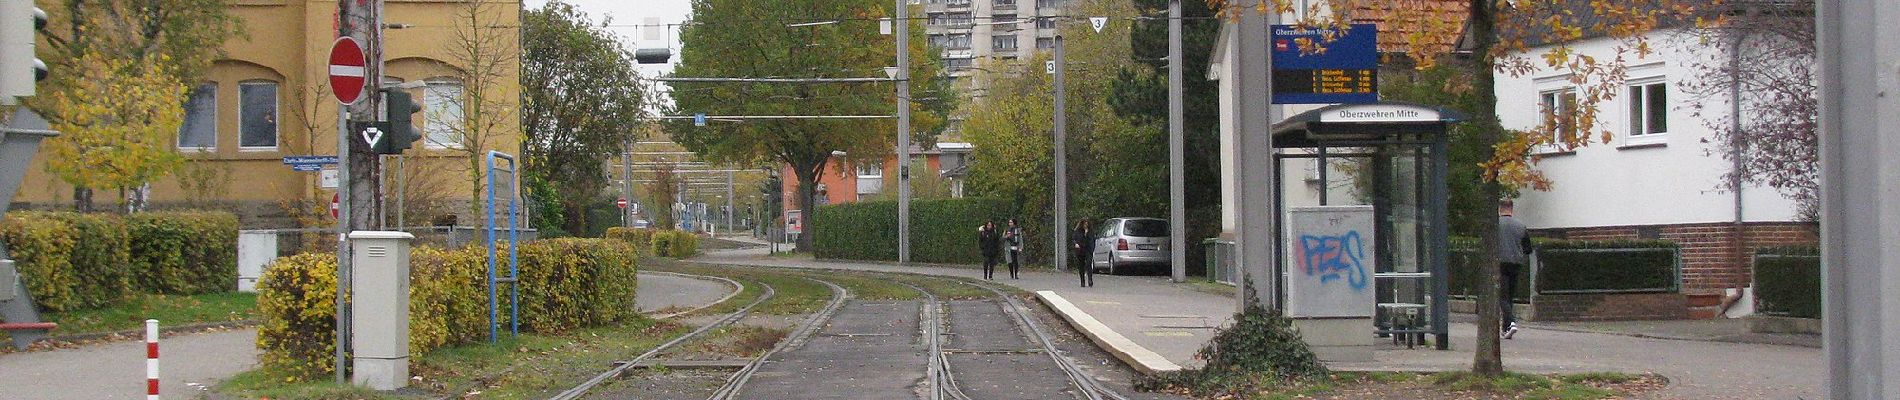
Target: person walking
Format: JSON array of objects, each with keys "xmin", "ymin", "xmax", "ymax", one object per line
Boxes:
[
  {"xmin": 1498, "ymin": 200, "xmax": 1534, "ymax": 339},
  {"xmin": 978, "ymin": 221, "xmax": 1002, "ymax": 280},
  {"xmin": 1004, "ymin": 219, "xmax": 1024, "ymax": 279},
  {"xmin": 1071, "ymin": 220, "xmax": 1096, "ymax": 287}
]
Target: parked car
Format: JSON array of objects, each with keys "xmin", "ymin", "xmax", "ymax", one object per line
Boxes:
[
  {"xmin": 633, "ymin": 219, "xmax": 651, "ymax": 229},
  {"xmin": 1090, "ymin": 217, "xmax": 1170, "ymax": 275}
]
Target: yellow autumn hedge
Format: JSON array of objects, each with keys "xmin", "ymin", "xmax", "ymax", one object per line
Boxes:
[{"xmin": 255, "ymin": 239, "xmax": 640, "ymax": 381}]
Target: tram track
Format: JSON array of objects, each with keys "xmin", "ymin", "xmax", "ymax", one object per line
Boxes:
[
  {"xmin": 547, "ymin": 273, "xmax": 779, "ymax": 400},
  {"xmin": 706, "ymin": 276, "xmax": 852, "ymax": 400}
]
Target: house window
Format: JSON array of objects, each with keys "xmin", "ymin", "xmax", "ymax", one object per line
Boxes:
[
  {"xmin": 1036, "ymin": 37, "xmax": 1054, "ymax": 49},
  {"xmin": 1628, "ymin": 82, "xmax": 1668, "ymax": 136},
  {"xmin": 947, "ymin": 33, "xmax": 971, "ymax": 49},
  {"xmin": 994, "ymin": 14, "xmax": 1017, "ymax": 24},
  {"xmin": 928, "ymin": 13, "xmax": 945, "ymax": 26},
  {"xmin": 1036, "ymin": 16, "xmax": 1057, "ymax": 29},
  {"xmin": 995, "ymin": 0, "xmax": 1017, "ymax": 7},
  {"xmin": 946, "ymin": 12, "xmax": 971, "ymax": 26},
  {"xmin": 239, "ymin": 80, "xmax": 279, "ymax": 149},
  {"xmin": 946, "ymin": 0, "xmax": 970, "ymax": 7},
  {"xmin": 856, "ymin": 162, "xmax": 883, "ymax": 195},
  {"xmin": 1538, "ymin": 88, "xmax": 1578, "ymax": 150},
  {"xmin": 929, "ymin": 34, "xmax": 947, "ymax": 48},
  {"xmin": 177, "ymin": 82, "xmax": 216, "ymax": 149},
  {"xmin": 1037, "ymin": 0, "xmax": 1064, "ymax": 10},
  {"xmin": 944, "ymin": 57, "xmax": 974, "ymax": 70},
  {"xmin": 992, "ymin": 35, "xmax": 1017, "ymax": 51},
  {"xmin": 424, "ymin": 79, "xmax": 465, "ymax": 148}
]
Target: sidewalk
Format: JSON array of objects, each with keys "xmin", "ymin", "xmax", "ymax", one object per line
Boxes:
[
  {"xmin": 0, "ymin": 328, "xmax": 257, "ymax": 399},
  {"xmin": 694, "ymin": 248, "xmax": 1823, "ymax": 399}
]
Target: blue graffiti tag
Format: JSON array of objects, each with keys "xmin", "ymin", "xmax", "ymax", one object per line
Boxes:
[{"xmin": 1297, "ymin": 231, "xmax": 1370, "ymax": 290}]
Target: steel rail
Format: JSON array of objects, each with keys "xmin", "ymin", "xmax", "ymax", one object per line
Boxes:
[
  {"xmin": 547, "ymin": 276, "xmax": 778, "ymax": 400},
  {"xmin": 706, "ymin": 276, "xmax": 851, "ymax": 400},
  {"xmin": 959, "ymin": 280, "xmax": 1131, "ymax": 400}
]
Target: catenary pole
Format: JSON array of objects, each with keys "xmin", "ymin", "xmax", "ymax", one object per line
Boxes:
[
  {"xmin": 896, "ymin": 0, "xmax": 912, "ymax": 264},
  {"xmin": 1053, "ymin": 35, "xmax": 1068, "ymax": 272},
  {"xmin": 1167, "ymin": 0, "xmax": 1187, "ymax": 283},
  {"xmin": 1818, "ymin": 0, "xmax": 1900, "ymax": 396}
]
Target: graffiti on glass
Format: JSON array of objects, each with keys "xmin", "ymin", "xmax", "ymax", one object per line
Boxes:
[{"xmin": 1296, "ymin": 231, "xmax": 1370, "ymax": 290}]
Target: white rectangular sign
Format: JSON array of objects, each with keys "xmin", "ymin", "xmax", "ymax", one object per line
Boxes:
[
  {"xmin": 320, "ymin": 168, "xmax": 340, "ymax": 189},
  {"xmin": 1284, "ymin": 205, "xmax": 1377, "ymax": 318}
]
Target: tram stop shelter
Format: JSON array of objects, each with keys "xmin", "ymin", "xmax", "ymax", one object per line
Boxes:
[{"xmin": 1269, "ymin": 101, "xmax": 1465, "ymax": 351}]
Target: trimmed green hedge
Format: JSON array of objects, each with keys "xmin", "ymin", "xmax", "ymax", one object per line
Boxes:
[
  {"xmin": 604, "ymin": 227, "xmax": 656, "ymax": 255},
  {"xmin": 1534, "ymin": 239, "xmax": 1679, "ymax": 293},
  {"xmin": 257, "ymin": 239, "xmax": 640, "ymax": 381},
  {"xmin": 1447, "ymin": 237, "xmax": 1531, "ymax": 303},
  {"xmin": 0, "ymin": 211, "xmax": 234, "ymax": 312},
  {"xmin": 649, "ymin": 230, "xmax": 700, "ymax": 258},
  {"xmin": 1753, "ymin": 246, "xmax": 1820, "ymax": 319},
  {"xmin": 811, "ymin": 198, "xmax": 1016, "ymax": 264}
]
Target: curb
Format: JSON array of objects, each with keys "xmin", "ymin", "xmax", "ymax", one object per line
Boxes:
[
  {"xmin": 1034, "ymin": 290, "xmax": 1182, "ymax": 374},
  {"xmin": 1520, "ymin": 323, "xmax": 1822, "ymax": 348}
]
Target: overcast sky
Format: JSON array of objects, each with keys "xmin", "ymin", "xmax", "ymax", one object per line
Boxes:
[{"xmin": 523, "ymin": 0, "xmax": 692, "ymax": 94}]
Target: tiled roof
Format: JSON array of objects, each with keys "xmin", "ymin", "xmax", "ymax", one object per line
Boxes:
[{"xmin": 1345, "ymin": 0, "xmax": 1470, "ymax": 55}]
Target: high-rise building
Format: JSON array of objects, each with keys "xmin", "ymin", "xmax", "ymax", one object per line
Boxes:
[{"xmin": 921, "ymin": 0, "xmax": 1068, "ymax": 135}]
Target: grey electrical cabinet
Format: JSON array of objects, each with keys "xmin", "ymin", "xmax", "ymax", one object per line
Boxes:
[{"xmin": 349, "ymin": 231, "xmax": 415, "ymax": 391}]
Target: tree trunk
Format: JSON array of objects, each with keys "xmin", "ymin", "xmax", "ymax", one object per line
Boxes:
[
  {"xmin": 562, "ymin": 199, "xmax": 587, "ymax": 238},
  {"xmin": 793, "ymin": 166, "xmax": 821, "ymax": 252},
  {"xmin": 73, "ymin": 187, "xmax": 92, "ymax": 212},
  {"xmin": 1469, "ymin": 0, "xmax": 1506, "ymax": 377}
]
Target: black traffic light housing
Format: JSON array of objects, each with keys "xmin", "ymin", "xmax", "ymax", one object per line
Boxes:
[
  {"xmin": 374, "ymin": 89, "xmax": 423, "ymax": 154},
  {"xmin": 634, "ymin": 48, "xmax": 672, "ymax": 64}
]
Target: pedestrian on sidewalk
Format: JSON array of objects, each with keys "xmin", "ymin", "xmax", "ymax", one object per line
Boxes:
[
  {"xmin": 979, "ymin": 221, "xmax": 1002, "ymax": 280},
  {"xmin": 1071, "ymin": 219, "xmax": 1095, "ymax": 287},
  {"xmin": 1005, "ymin": 219, "xmax": 1024, "ymax": 279},
  {"xmin": 1498, "ymin": 200, "xmax": 1534, "ymax": 339}
]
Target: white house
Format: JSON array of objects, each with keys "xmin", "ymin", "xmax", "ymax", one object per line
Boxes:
[{"xmin": 1497, "ymin": 27, "xmax": 1814, "ymax": 317}]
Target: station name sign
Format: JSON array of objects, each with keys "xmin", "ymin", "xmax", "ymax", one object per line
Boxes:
[
  {"xmin": 1317, "ymin": 104, "xmax": 1442, "ymax": 124},
  {"xmin": 1271, "ymin": 24, "xmax": 1379, "ymax": 105}
]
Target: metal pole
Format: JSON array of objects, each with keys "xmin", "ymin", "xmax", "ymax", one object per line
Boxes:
[
  {"xmin": 896, "ymin": 0, "xmax": 913, "ymax": 265},
  {"xmin": 726, "ymin": 170, "xmax": 735, "ymax": 231},
  {"xmin": 1168, "ymin": 0, "xmax": 1187, "ymax": 283},
  {"xmin": 333, "ymin": 106, "xmax": 349, "ymax": 385},
  {"xmin": 623, "ymin": 139, "xmax": 633, "ymax": 228},
  {"xmin": 1053, "ymin": 35, "xmax": 1068, "ymax": 272},
  {"xmin": 1234, "ymin": 6, "xmax": 1278, "ymax": 311},
  {"xmin": 1819, "ymin": 0, "xmax": 1900, "ymax": 396}
]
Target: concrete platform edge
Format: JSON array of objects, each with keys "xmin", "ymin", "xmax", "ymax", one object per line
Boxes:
[{"xmin": 1034, "ymin": 290, "xmax": 1184, "ymax": 374}]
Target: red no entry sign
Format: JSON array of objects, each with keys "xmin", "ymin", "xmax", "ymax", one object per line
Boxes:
[
  {"xmin": 616, "ymin": 198, "xmax": 629, "ymax": 209},
  {"xmin": 329, "ymin": 37, "xmax": 367, "ymax": 105},
  {"xmin": 330, "ymin": 193, "xmax": 341, "ymax": 219}
]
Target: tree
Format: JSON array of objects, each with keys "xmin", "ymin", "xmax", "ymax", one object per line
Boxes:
[
  {"xmin": 669, "ymin": 0, "xmax": 949, "ymax": 251},
  {"xmin": 641, "ymin": 162, "xmax": 682, "ymax": 230},
  {"xmin": 1681, "ymin": 0, "xmax": 1817, "ymax": 223},
  {"xmin": 28, "ymin": 0, "xmax": 240, "ymax": 211},
  {"xmin": 35, "ymin": 51, "xmax": 186, "ymax": 212},
  {"xmin": 1202, "ymin": 0, "xmax": 1702, "ymax": 376},
  {"xmin": 1113, "ymin": 0, "xmax": 1225, "ymax": 268},
  {"xmin": 440, "ymin": 0, "xmax": 523, "ymax": 220},
  {"xmin": 521, "ymin": 1, "xmax": 647, "ymax": 235}
]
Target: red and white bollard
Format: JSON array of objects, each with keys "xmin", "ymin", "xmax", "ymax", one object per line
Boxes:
[{"xmin": 145, "ymin": 319, "xmax": 159, "ymax": 400}]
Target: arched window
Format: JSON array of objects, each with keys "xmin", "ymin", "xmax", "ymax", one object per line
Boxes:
[
  {"xmin": 423, "ymin": 77, "xmax": 465, "ymax": 149},
  {"xmin": 238, "ymin": 80, "xmax": 279, "ymax": 149},
  {"xmin": 177, "ymin": 82, "xmax": 218, "ymax": 149}
]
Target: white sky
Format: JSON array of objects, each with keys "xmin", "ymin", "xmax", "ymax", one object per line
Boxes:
[{"xmin": 523, "ymin": 0, "xmax": 692, "ymax": 98}]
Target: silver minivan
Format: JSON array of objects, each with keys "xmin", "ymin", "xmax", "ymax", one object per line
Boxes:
[{"xmin": 1090, "ymin": 217, "xmax": 1170, "ymax": 275}]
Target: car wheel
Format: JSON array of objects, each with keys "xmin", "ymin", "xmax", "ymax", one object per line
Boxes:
[{"xmin": 1106, "ymin": 257, "xmax": 1117, "ymax": 276}]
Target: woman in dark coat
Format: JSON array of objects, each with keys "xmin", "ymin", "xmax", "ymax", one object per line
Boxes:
[
  {"xmin": 978, "ymin": 221, "xmax": 1001, "ymax": 280},
  {"xmin": 1071, "ymin": 220, "xmax": 1096, "ymax": 287}
]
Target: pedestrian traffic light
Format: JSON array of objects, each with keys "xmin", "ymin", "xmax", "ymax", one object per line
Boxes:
[
  {"xmin": 0, "ymin": 0, "xmax": 49, "ymax": 104},
  {"xmin": 375, "ymin": 89, "xmax": 423, "ymax": 154}
]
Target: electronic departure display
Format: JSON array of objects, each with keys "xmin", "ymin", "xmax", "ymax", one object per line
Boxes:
[{"xmin": 1271, "ymin": 24, "xmax": 1379, "ymax": 105}]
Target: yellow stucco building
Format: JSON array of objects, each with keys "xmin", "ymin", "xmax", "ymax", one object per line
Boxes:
[{"xmin": 16, "ymin": 0, "xmax": 522, "ymax": 228}]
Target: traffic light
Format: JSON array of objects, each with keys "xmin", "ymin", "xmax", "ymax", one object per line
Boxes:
[
  {"xmin": 375, "ymin": 89, "xmax": 423, "ymax": 154},
  {"xmin": 1, "ymin": 0, "xmax": 49, "ymax": 104},
  {"xmin": 633, "ymin": 48, "xmax": 672, "ymax": 64}
]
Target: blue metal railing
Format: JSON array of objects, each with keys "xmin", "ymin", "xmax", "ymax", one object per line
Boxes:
[{"xmin": 486, "ymin": 151, "xmax": 521, "ymax": 342}]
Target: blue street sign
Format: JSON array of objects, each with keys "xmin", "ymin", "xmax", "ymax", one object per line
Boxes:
[
  {"xmin": 283, "ymin": 156, "xmax": 339, "ymax": 172},
  {"xmin": 291, "ymin": 164, "xmax": 324, "ymax": 172},
  {"xmin": 1271, "ymin": 24, "xmax": 1379, "ymax": 104},
  {"xmin": 693, "ymin": 113, "xmax": 707, "ymax": 127}
]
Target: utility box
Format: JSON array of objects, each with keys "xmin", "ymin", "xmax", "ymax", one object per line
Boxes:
[
  {"xmin": 0, "ymin": 259, "xmax": 16, "ymax": 302},
  {"xmin": 1284, "ymin": 206, "xmax": 1377, "ymax": 362},
  {"xmin": 236, "ymin": 230, "xmax": 278, "ymax": 292},
  {"xmin": 349, "ymin": 231, "xmax": 414, "ymax": 391}
]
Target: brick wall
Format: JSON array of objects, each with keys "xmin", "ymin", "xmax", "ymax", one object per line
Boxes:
[
  {"xmin": 1534, "ymin": 222, "xmax": 1817, "ymax": 295},
  {"xmin": 1532, "ymin": 292, "xmax": 1689, "ymax": 321}
]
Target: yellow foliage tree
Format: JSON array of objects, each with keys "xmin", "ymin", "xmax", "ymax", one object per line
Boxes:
[{"xmin": 37, "ymin": 50, "xmax": 187, "ymax": 212}]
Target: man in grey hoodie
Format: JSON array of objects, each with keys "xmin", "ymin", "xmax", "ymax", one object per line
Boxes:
[{"xmin": 1498, "ymin": 200, "xmax": 1534, "ymax": 339}]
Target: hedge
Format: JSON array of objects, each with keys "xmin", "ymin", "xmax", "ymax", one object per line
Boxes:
[
  {"xmin": 127, "ymin": 211, "xmax": 239, "ymax": 295},
  {"xmin": 1447, "ymin": 236, "xmax": 1531, "ymax": 303},
  {"xmin": 648, "ymin": 230, "xmax": 700, "ymax": 258},
  {"xmin": 1534, "ymin": 239, "xmax": 1679, "ymax": 293},
  {"xmin": 812, "ymin": 198, "xmax": 1016, "ymax": 264},
  {"xmin": 256, "ymin": 239, "xmax": 640, "ymax": 381},
  {"xmin": 0, "ymin": 211, "xmax": 233, "ymax": 312},
  {"xmin": 1753, "ymin": 246, "xmax": 1820, "ymax": 319},
  {"xmin": 603, "ymin": 227, "xmax": 656, "ymax": 255}
]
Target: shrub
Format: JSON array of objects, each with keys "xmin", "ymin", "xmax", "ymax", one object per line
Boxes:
[
  {"xmin": 648, "ymin": 230, "xmax": 699, "ymax": 258},
  {"xmin": 1136, "ymin": 302, "xmax": 1327, "ymax": 395},
  {"xmin": 1753, "ymin": 246, "xmax": 1820, "ymax": 319},
  {"xmin": 603, "ymin": 227, "xmax": 655, "ymax": 255},
  {"xmin": 1535, "ymin": 239, "xmax": 1679, "ymax": 293},
  {"xmin": 2, "ymin": 212, "xmax": 79, "ymax": 312},
  {"xmin": 812, "ymin": 198, "xmax": 1015, "ymax": 264},
  {"xmin": 1446, "ymin": 236, "xmax": 1531, "ymax": 303},
  {"xmin": 51, "ymin": 212, "xmax": 132, "ymax": 309},
  {"xmin": 127, "ymin": 211, "xmax": 239, "ymax": 295},
  {"xmin": 257, "ymin": 239, "xmax": 640, "ymax": 382},
  {"xmin": 255, "ymin": 253, "xmax": 340, "ymax": 380}
]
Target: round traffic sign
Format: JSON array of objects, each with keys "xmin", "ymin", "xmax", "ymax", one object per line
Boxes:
[
  {"xmin": 330, "ymin": 193, "xmax": 341, "ymax": 219},
  {"xmin": 329, "ymin": 37, "xmax": 367, "ymax": 105},
  {"xmin": 616, "ymin": 198, "xmax": 629, "ymax": 209}
]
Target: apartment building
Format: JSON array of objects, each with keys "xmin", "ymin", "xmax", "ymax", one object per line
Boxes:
[{"xmin": 923, "ymin": 0, "xmax": 1069, "ymax": 134}]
